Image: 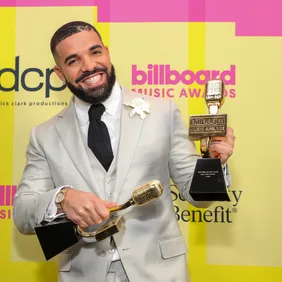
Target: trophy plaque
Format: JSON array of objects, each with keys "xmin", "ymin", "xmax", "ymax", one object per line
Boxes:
[{"xmin": 188, "ymin": 79, "xmax": 231, "ymax": 202}]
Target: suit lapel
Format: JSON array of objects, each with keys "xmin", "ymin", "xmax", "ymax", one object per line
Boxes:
[
  {"xmin": 114, "ymin": 88, "xmax": 145, "ymax": 201},
  {"xmin": 55, "ymin": 99, "xmax": 103, "ymax": 198}
]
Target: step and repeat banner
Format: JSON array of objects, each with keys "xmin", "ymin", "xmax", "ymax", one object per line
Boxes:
[{"xmin": 1, "ymin": 1, "xmax": 282, "ymax": 281}]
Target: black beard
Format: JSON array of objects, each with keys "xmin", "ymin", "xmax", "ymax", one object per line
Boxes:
[{"xmin": 66, "ymin": 65, "xmax": 116, "ymax": 104}]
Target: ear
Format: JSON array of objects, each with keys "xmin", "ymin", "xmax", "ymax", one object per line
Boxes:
[
  {"xmin": 104, "ymin": 46, "xmax": 111, "ymax": 59},
  {"xmin": 54, "ymin": 66, "xmax": 65, "ymax": 83}
]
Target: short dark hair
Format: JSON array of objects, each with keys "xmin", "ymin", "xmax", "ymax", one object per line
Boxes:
[{"xmin": 50, "ymin": 21, "xmax": 102, "ymax": 56}]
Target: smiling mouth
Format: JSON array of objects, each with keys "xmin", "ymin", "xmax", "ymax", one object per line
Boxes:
[
  {"xmin": 80, "ymin": 72, "xmax": 105, "ymax": 85},
  {"xmin": 83, "ymin": 74, "xmax": 101, "ymax": 83}
]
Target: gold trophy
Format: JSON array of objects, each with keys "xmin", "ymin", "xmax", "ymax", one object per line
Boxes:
[
  {"xmin": 77, "ymin": 179, "xmax": 163, "ymax": 240},
  {"xmin": 188, "ymin": 79, "xmax": 231, "ymax": 201},
  {"xmin": 35, "ymin": 180, "xmax": 163, "ymax": 260}
]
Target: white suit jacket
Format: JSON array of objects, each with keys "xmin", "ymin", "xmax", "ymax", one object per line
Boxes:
[{"xmin": 13, "ymin": 87, "xmax": 215, "ymax": 282}]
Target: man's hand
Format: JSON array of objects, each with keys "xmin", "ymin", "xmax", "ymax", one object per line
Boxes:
[
  {"xmin": 209, "ymin": 127, "xmax": 235, "ymax": 164},
  {"xmin": 62, "ymin": 189, "xmax": 116, "ymax": 228}
]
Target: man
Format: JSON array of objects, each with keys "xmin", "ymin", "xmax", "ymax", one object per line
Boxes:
[{"xmin": 13, "ymin": 21, "xmax": 235, "ymax": 282}]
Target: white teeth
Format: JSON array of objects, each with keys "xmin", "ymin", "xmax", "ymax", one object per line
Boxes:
[{"xmin": 84, "ymin": 74, "xmax": 101, "ymax": 83}]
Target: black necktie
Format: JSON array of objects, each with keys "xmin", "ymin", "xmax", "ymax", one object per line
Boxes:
[{"xmin": 88, "ymin": 103, "xmax": 114, "ymax": 171}]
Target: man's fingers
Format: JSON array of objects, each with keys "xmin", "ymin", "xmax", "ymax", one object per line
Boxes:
[
  {"xmin": 104, "ymin": 201, "xmax": 117, "ymax": 208},
  {"xmin": 73, "ymin": 218, "xmax": 89, "ymax": 228},
  {"xmin": 211, "ymin": 136, "xmax": 227, "ymax": 142},
  {"xmin": 63, "ymin": 190, "xmax": 117, "ymax": 226},
  {"xmin": 227, "ymin": 127, "xmax": 235, "ymax": 141},
  {"xmin": 210, "ymin": 143, "xmax": 233, "ymax": 156},
  {"xmin": 227, "ymin": 127, "xmax": 234, "ymax": 134},
  {"xmin": 95, "ymin": 202, "xmax": 110, "ymax": 221}
]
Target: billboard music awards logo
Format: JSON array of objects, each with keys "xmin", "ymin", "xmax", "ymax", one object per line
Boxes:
[
  {"xmin": 131, "ymin": 64, "xmax": 236, "ymax": 99},
  {"xmin": 0, "ymin": 185, "xmax": 17, "ymax": 220},
  {"xmin": 171, "ymin": 185, "xmax": 243, "ymax": 223},
  {"xmin": 0, "ymin": 58, "xmax": 236, "ymax": 106}
]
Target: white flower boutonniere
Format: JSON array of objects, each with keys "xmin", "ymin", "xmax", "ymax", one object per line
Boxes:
[{"xmin": 123, "ymin": 97, "xmax": 151, "ymax": 119}]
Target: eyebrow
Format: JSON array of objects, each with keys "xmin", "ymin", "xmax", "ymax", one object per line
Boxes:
[{"xmin": 64, "ymin": 45, "xmax": 103, "ymax": 65}]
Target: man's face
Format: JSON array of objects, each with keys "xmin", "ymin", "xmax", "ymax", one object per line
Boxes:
[{"xmin": 54, "ymin": 30, "xmax": 116, "ymax": 103}]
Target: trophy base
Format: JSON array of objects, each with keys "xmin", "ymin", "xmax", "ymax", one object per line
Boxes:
[
  {"xmin": 35, "ymin": 217, "xmax": 80, "ymax": 261},
  {"xmin": 35, "ymin": 215, "xmax": 125, "ymax": 261},
  {"xmin": 190, "ymin": 158, "xmax": 231, "ymax": 202}
]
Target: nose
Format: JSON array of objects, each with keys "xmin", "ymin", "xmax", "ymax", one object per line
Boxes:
[{"xmin": 81, "ymin": 56, "xmax": 96, "ymax": 72}]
